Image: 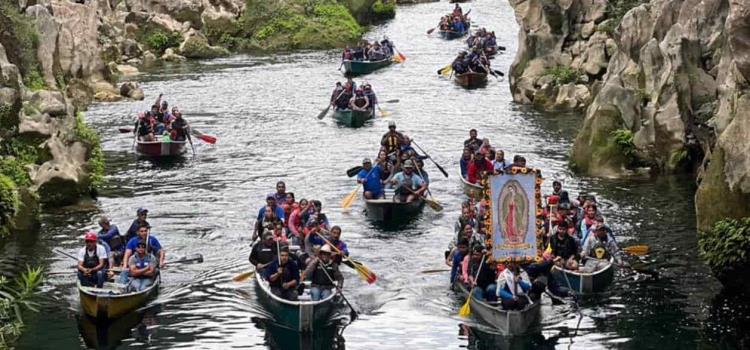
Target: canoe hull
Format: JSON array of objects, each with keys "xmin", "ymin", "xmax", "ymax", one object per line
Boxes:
[
  {"xmin": 364, "ymin": 198, "xmax": 424, "ymax": 222},
  {"xmin": 455, "ymin": 72, "xmax": 488, "ymax": 88},
  {"xmin": 439, "ymin": 30, "xmax": 468, "ymax": 40},
  {"xmin": 79, "ymin": 276, "xmax": 160, "ymax": 320},
  {"xmin": 343, "ymin": 59, "xmax": 392, "ymax": 75},
  {"xmin": 333, "ymin": 109, "xmax": 374, "ymax": 127},
  {"xmin": 459, "ymin": 171, "xmax": 484, "ymax": 199},
  {"xmin": 453, "ymin": 281, "xmax": 541, "ymax": 335},
  {"xmin": 552, "ymin": 258, "xmax": 615, "ymax": 294},
  {"xmin": 254, "ymin": 273, "xmax": 339, "ymax": 332},
  {"xmin": 136, "ymin": 140, "xmax": 187, "ymax": 157}
]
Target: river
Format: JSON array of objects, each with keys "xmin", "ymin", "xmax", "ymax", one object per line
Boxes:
[{"xmin": 4, "ymin": 0, "xmax": 748, "ymax": 349}]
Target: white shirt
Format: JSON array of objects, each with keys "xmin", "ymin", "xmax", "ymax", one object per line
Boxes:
[{"xmin": 77, "ymin": 244, "xmax": 108, "ymax": 262}]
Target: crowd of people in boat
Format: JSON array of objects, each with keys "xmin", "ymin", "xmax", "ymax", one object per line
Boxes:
[
  {"xmin": 352, "ymin": 122, "xmax": 433, "ymax": 203},
  {"xmin": 450, "ymin": 47, "xmax": 493, "ymax": 75},
  {"xmin": 135, "ymin": 94, "xmax": 189, "ymax": 142},
  {"xmin": 466, "ymin": 27, "xmax": 499, "ymax": 56},
  {"xmin": 342, "ymin": 37, "xmax": 395, "ymax": 62},
  {"xmin": 329, "ymin": 78, "xmax": 380, "ymax": 112},
  {"xmin": 448, "ymin": 129, "xmax": 621, "ymax": 309},
  {"xmin": 438, "ymin": 4, "xmax": 471, "ymax": 33},
  {"xmin": 249, "ymin": 181, "xmax": 347, "ymax": 302},
  {"xmin": 77, "ymin": 208, "xmax": 165, "ymax": 293}
]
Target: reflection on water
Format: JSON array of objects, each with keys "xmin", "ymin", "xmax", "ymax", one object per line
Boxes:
[
  {"xmin": 6, "ymin": 0, "xmax": 750, "ymax": 349},
  {"xmin": 253, "ymin": 318, "xmax": 346, "ymax": 350},
  {"xmin": 77, "ymin": 310, "xmax": 158, "ymax": 350}
]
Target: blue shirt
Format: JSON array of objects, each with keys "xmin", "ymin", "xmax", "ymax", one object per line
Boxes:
[
  {"xmin": 257, "ymin": 205, "xmax": 285, "ymax": 222},
  {"xmin": 357, "ymin": 165, "xmax": 383, "ymax": 195},
  {"xmin": 98, "ymin": 225, "xmax": 122, "ymax": 252},
  {"xmin": 450, "ymin": 251, "xmax": 465, "ymax": 283},
  {"xmin": 460, "ymin": 158, "xmax": 470, "ymax": 178},
  {"xmin": 125, "ymin": 236, "xmax": 162, "ymax": 256},
  {"xmin": 262, "ymin": 259, "xmax": 300, "ymax": 286},
  {"xmin": 125, "ymin": 219, "xmax": 144, "ymax": 242}
]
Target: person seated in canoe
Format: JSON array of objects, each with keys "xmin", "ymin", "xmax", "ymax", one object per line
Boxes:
[
  {"xmin": 261, "ymin": 205, "xmax": 287, "ymax": 243},
  {"xmin": 459, "ymin": 148, "xmax": 472, "ymax": 179},
  {"xmin": 125, "ymin": 208, "xmax": 149, "ymax": 243},
  {"xmin": 550, "ymin": 220, "xmax": 580, "ymax": 265},
  {"xmin": 415, "ymin": 159, "xmax": 430, "ymax": 185},
  {"xmin": 447, "ymin": 239, "xmax": 469, "ymax": 284},
  {"xmin": 169, "ymin": 107, "xmax": 189, "ymax": 141},
  {"xmin": 462, "ymin": 246, "xmax": 497, "ymax": 301},
  {"xmin": 524, "ymin": 251, "xmax": 571, "ymax": 299},
  {"xmin": 334, "ymin": 84, "xmax": 353, "ymax": 111},
  {"xmin": 380, "ymin": 36, "xmax": 394, "ymax": 56},
  {"xmin": 136, "ymin": 108, "xmax": 156, "ymax": 141},
  {"xmin": 349, "ymin": 89, "xmax": 370, "ymax": 112},
  {"xmin": 78, "ymin": 232, "xmax": 108, "ymax": 288},
  {"xmin": 495, "ymin": 262, "xmax": 535, "ymax": 309},
  {"xmin": 467, "ymin": 152, "xmax": 493, "ymax": 184},
  {"xmin": 327, "ymin": 226, "xmax": 350, "ymax": 264},
  {"xmin": 124, "ymin": 239, "xmax": 157, "ymax": 292},
  {"xmin": 464, "ymin": 129, "xmax": 482, "ymax": 152},
  {"xmin": 389, "ymin": 160, "xmax": 427, "ymax": 203},
  {"xmin": 486, "ymin": 32, "xmax": 497, "ymax": 50},
  {"xmin": 581, "ymin": 224, "xmax": 620, "ymax": 269},
  {"xmin": 503, "ymin": 155, "xmax": 527, "ymax": 172},
  {"xmin": 263, "ymin": 247, "xmax": 300, "ymax": 301},
  {"xmin": 452, "ymin": 3, "xmax": 462, "ymax": 17},
  {"xmin": 439, "ymin": 16, "xmax": 450, "ymax": 31},
  {"xmin": 381, "ymin": 121, "xmax": 408, "ymax": 155},
  {"xmin": 97, "ymin": 216, "xmax": 125, "ymax": 268},
  {"xmin": 579, "ymin": 204, "xmax": 600, "ymax": 243},
  {"xmin": 301, "ymin": 244, "xmax": 344, "ymax": 301},
  {"xmin": 288, "ymin": 198, "xmax": 309, "ymax": 245},
  {"xmin": 456, "ymin": 206, "xmax": 478, "ymax": 234},
  {"xmin": 254, "ymin": 195, "xmax": 286, "ymax": 241},
  {"xmin": 357, "ymin": 158, "xmax": 384, "ymax": 199},
  {"xmin": 492, "ymin": 150, "xmax": 508, "ymax": 173},
  {"xmin": 330, "ymin": 82, "xmax": 344, "ymax": 106},
  {"xmin": 250, "ymin": 231, "xmax": 280, "ymax": 272},
  {"xmin": 452, "ymin": 17, "xmax": 466, "ymax": 33},
  {"xmin": 363, "ymin": 83, "xmax": 378, "ymax": 107},
  {"xmin": 119, "ymin": 223, "xmax": 165, "ymax": 284},
  {"xmin": 342, "ymin": 46, "xmax": 353, "ymax": 61}
]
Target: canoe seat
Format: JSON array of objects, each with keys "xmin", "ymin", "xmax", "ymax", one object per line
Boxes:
[{"xmin": 298, "ymin": 295, "xmax": 312, "ymax": 301}]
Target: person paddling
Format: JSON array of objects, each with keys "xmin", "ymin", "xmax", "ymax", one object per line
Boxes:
[
  {"xmin": 389, "ymin": 160, "xmax": 427, "ymax": 203},
  {"xmin": 380, "ymin": 121, "xmax": 408, "ymax": 155},
  {"xmin": 301, "ymin": 245, "xmax": 344, "ymax": 301},
  {"xmin": 263, "ymin": 247, "xmax": 300, "ymax": 301},
  {"xmin": 357, "ymin": 158, "xmax": 384, "ymax": 199},
  {"xmin": 77, "ymin": 232, "xmax": 108, "ymax": 288},
  {"xmin": 249, "ymin": 232, "xmax": 280, "ymax": 274}
]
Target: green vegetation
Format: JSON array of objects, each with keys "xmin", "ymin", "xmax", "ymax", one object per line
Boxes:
[
  {"xmin": 607, "ymin": 0, "xmax": 648, "ymax": 26},
  {"xmin": 596, "ymin": 19, "xmax": 616, "ymax": 34},
  {"xmin": 23, "ymin": 70, "xmax": 45, "ymax": 92},
  {"xmin": 611, "ymin": 128, "xmax": 635, "ymax": 158},
  {"xmin": 371, "ymin": 0, "xmax": 396, "ymax": 19},
  {"xmin": 544, "ymin": 65, "xmax": 580, "ymax": 86},
  {"xmin": 699, "ymin": 217, "xmax": 750, "ymax": 284},
  {"xmin": 143, "ymin": 30, "xmax": 182, "ymax": 54},
  {"xmin": 0, "ymin": 104, "xmax": 18, "ymax": 130},
  {"xmin": 74, "ymin": 113, "xmax": 104, "ymax": 190},
  {"xmin": 0, "ymin": 174, "xmax": 19, "ymax": 237},
  {"xmin": 0, "ymin": 2, "xmax": 42, "ymax": 83},
  {"xmin": 0, "ymin": 266, "xmax": 43, "ymax": 348}
]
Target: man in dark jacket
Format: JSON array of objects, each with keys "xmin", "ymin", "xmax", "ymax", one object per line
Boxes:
[
  {"xmin": 263, "ymin": 247, "xmax": 300, "ymax": 301},
  {"xmin": 466, "ymin": 246, "xmax": 497, "ymax": 301},
  {"xmin": 249, "ymin": 232, "xmax": 279, "ymax": 273}
]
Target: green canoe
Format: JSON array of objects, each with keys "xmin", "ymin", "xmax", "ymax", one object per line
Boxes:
[
  {"xmin": 333, "ymin": 108, "xmax": 374, "ymax": 127},
  {"xmin": 254, "ymin": 273, "xmax": 341, "ymax": 332},
  {"xmin": 342, "ymin": 58, "xmax": 393, "ymax": 76}
]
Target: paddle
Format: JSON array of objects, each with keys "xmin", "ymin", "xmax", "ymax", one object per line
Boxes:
[
  {"xmin": 395, "ymin": 49, "xmax": 406, "ymax": 63},
  {"xmin": 421, "ymin": 268, "xmax": 451, "ymax": 274},
  {"xmin": 187, "ymin": 133, "xmax": 196, "ymax": 156},
  {"xmin": 191, "ymin": 128, "xmax": 217, "ymax": 144},
  {"xmin": 459, "ymin": 255, "xmax": 484, "ymax": 317},
  {"xmin": 437, "ymin": 64, "xmax": 452, "ymax": 76},
  {"xmin": 346, "ymin": 165, "xmax": 364, "ymax": 177},
  {"xmin": 622, "ymin": 245, "xmax": 649, "ymax": 256},
  {"xmin": 384, "ymin": 99, "xmax": 400, "ymax": 103},
  {"xmin": 119, "ymin": 127, "xmax": 134, "ymax": 133},
  {"xmin": 318, "ymin": 89, "xmax": 347, "ymax": 120},
  {"xmin": 342, "ymin": 166, "xmax": 376, "ymax": 210},
  {"xmin": 427, "ymin": 26, "xmax": 438, "ymax": 35},
  {"xmin": 411, "ymin": 140, "xmax": 449, "ymax": 178},
  {"xmin": 316, "ymin": 258, "xmax": 359, "ymax": 321},
  {"xmin": 376, "ymin": 104, "xmax": 390, "ymax": 118},
  {"xmin": 414, "ymin": 164, "xmax": 443, "ymax": 212},
  {"xmin": 316, "ymin": 232, "xmax": 376, "ymax": 284},
  {"xmin": 55, "ymin": 248, "xmax": 203, "ymax": 267}
]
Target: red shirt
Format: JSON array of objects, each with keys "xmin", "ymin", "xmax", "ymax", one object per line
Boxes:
[{"xmin": 467, "ymin": 159, "xmax": 493, "ymax": 183}]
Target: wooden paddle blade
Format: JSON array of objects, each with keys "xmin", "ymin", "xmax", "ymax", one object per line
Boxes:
[
  {"xmin": 623, "ymin": 245, "xmax": 649, "ymax": 256},
  {"xmin": 384, "ymin": 99, "xmax": 399, "ymax": 103},
  {"xmin": 458, "ymin": 295, "xmax": 472, "ymax": 317},
  {"xmin": 425, "ymin": 198, "xmax": 443, "ymax": 212},
  {"xmin": 397, "ymin": 53, "xmax": 406, "ymax": 62},
  {"xmin": 346, "ymin": 165, "xmax": 364, "ymax": 177},
  {"xmin": 427, "ymin": 27, "xmax": 436, "ymax": 34},
  {"xmin": 341, "ymin": 187, "xmax": 359, "ymax": 209},
  {"xmin": 317, "ymin": 105, "xmax": 331, "ymax": 120},
  {"xmin": 119, "ymin": 127, "xmax": 134, "ymax": 133},
  {"xmin": 498, "ymin": 46, "xmax": 507, "ymax": 51},
  {"xmin": 232, "ymin": 270, "xmax": 254, "ymax": 282},
  {"xmin": 379, "ymin": 107, "xmax": 390, "ymax": 117}
]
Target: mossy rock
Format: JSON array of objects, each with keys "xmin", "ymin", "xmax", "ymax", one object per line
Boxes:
[
  {"xmin": 0, "ymin": 173, "xmax": 19, "ymax": 237},
  {"xmin": 695, "ymin": 147, "xmax": 750, "ymax": 232},
  {"xmin": 570, "ymin": 106, "xmax": 629, "ymax": 175},
  {"xmin": 180, "ymin": 35, "xmax": 230, "ymax": 59}
]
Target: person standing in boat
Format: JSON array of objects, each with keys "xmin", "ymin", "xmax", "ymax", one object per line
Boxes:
[
  {"xmin": 357, "ymin": 158, "xmax": 384, "ymax": 199},
  {"xmin": 264, "ymin": 247, "xmax": 300, "ymax": 301},
  {"xmin": 125, "ymin": 240, "xmax": 157, "ymax": 292},
  {"xmin": 390, "ymin": 160, "xmax": 427, "ymax": 203},
  {"xmin": 301, "ymin": 245, "xmax": 344, "ymax": 301},
  {"xmin": 125, "ymin": 208, "xmax": 149, "ymax": 243},
  {"xmin": 78, "ymin": 232, "xmax": 108, "ymax": 288},
  {"xmin": 349, "ymin": 89, "xmax": 370, "ymax": 112}
]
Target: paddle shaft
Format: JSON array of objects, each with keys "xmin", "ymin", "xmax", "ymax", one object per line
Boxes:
[
  {"xmin": 411, "ymin": 140, "xmax": 449, "ymax": 178},
  {"xmin": 187, "ymin": 132, "xmax": 196, "ymax": 156},
  {"xmin": 317, "ymin": 259, "xmax": 358, "ymax": 319}
]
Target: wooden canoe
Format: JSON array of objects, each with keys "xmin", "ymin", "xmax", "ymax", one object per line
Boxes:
[
  {"xmin": 459, "ymin": 171, "xmax": 484, "ymax": 199},
  {"xmin": 342, "ymin": 58, "xmax": 392, "ymax": 76},
  {"xmin": 364, "ymin": 197, "xmax": 424, "ymax": 222},
  {"xmin": 453, "ymin": 280, "xmax": 541, "ymax": 335},
  {"xmin": 455, "ymin": 72, "xmax": 488, "ymax": 88},
  {"xmin": 79, "ymin": 274, "xmax": 160, "ymax": 319},
  {"xmin": 135, "ymin": 140, "xmax": 187, "ymax": 157},
  {"xmin": 439, "ymin": 29, "xmax": 468, "ymax": 40},
  {"xmin": 333, "ymin": 108, "xmax": 374, "ymax": 127},
  {"xmin": 254, "ymin": 273, "xmax": 341, "ymax": 332},
  {"xmin": 551, "ymin": 257, "xmax": 615, "ymax": 294}
]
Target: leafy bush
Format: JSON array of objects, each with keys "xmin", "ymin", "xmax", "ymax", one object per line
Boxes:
[
  {"xmin": 75, "ymin": 113, "xmax": 104, "ymax": 189},
  {"xmin": 0, "ymin": 158, "xmax": 31, "ymax": 188},
  {"xmin": 23, "ymin": 69, "xmax": 45, "ymax": 91},
  {"xmin": 0, "ymin": 2, "xmax": 41, "ymax": 79},
  {"xmin": 611, "ymin": 128, "xmax": 635, "ymax": 157},
  {"xmin": 699, "ymin": 217, "xmax": 750, "ymax": 282},
  {"xmin": 0, "ymin": 266, "xmax": 43, "ymax": 348},
  {"xmin": 0, "ymin": 174, "xmax": 19, "ymax": 234},
  {"xmin": 544, "ymin": 65, "xmax": 579, "ymax": 86},
  {"xmin": 607, "ymin": 0, "xmax": 648, "ymax": 26},
  {"xmin": 144, "ymin": 31, "xmax": 182, "ymax": 53},
  {"xmin": 371, "ymin": 0, "xmax": 396, "ymax": 19}
]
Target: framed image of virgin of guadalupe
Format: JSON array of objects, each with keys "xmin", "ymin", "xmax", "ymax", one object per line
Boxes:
[{"xmin": 488, "ymin": 169, "xmax": 544, "ymax": 262}]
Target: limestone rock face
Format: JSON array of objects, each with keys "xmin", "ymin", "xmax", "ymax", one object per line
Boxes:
[
  {"xmin": 119, "ymin": 81, "xmax": 144, "ymax": 100},
  {"xmin": 508, "ymin": 0, "xmax": 614, "ymax": 112},
  {"xmin": 179, "ymin": 29, "xmax": 229, "ymax": 59}
]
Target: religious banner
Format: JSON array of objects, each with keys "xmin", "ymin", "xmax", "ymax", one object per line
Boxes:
[{"xmin": 484, "ymin": 169, "xmax": 544, "ymax": 263}]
